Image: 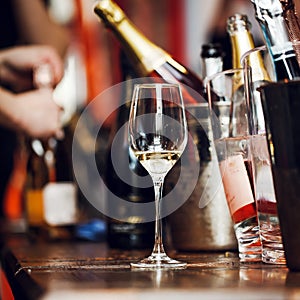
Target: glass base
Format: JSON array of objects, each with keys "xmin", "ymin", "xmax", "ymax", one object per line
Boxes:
[
  {"xmin": 258, "ymin": 213, "xmax": 286, "ymax": 265},
  {"xmin": 234, "ymin": 216, "xmax": 262, "ymax": 263},
  {"xmin": 131, "ymin": 253, "xmax": 187, "ymax": 269},
  {"xmin": 262, "ymin": 248, "xmax": 286, "ymax": 265}
]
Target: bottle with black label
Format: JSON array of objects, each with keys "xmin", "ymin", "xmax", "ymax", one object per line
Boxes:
[
  {"xmin": 200, "ymin": 42, "xmax": 226, "ymax": 154},
  {"xmin": 280, "ymin": 0, "xmax": 300, "ymax": 64},
  {"xmin": 251, "ymin": 0, "xmax": 300, "ymax": 81}
]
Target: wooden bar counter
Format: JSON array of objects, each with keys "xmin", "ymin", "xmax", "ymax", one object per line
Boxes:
[{"xmin": 1, "ymin": 230, "xmax": 300, "ymax": 300}]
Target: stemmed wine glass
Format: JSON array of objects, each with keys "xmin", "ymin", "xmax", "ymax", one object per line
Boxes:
[{"xmin": 128, "ymin": 83, "xmax": 188, "ymax": 269}]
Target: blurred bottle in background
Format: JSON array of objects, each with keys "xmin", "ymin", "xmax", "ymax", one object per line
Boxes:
[{"xmin": 24, "ymin": 64, "xmax": 78, "ymax": 241}]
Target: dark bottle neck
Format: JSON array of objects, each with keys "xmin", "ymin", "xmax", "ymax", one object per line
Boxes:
[{"xmin": 252, "ymin": 0, "xmax": 300, "ymax": 80}]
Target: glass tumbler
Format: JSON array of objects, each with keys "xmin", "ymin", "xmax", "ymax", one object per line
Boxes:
[{"xmin": 242, "ymin": 46, "xmax": 286, "ymax": 265}]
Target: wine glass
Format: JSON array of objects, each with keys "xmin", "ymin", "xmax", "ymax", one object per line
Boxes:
[{"xmin": 128, "ymin": 83, "xmax": 188, "ymax": 269}]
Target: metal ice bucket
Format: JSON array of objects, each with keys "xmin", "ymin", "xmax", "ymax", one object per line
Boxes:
[{"xmin": 165, "ymin": 103, "xmax": 237, "ymax": 251}]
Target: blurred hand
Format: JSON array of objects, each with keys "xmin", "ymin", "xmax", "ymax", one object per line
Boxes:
[
  {"xmin": 12, "ymin": 88, "xmax": 64, "ymax": 139},
  {"xmin": 0, "ymin": 45, "xmax": 64, "ymax": 92}
]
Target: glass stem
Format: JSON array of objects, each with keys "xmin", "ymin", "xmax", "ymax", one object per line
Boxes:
[{"xmin": 152, "ymin": 176, "xmax": 166, "ymax": 256}]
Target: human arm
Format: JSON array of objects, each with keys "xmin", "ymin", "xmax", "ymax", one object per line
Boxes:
[
  {"xmin": 0, "ymin": 45, "xmax": 64, "ymax": 92},
  {"xmin": 0, "ymin": 45, "xmax": 65, "ymax": 138},
  {"xmin": 0, "ymin": 87, "xmax": 63, "ymax": 139},
  {"xmin": 12, "ymin": 0, "xmax": 70, "ymax": 58}
]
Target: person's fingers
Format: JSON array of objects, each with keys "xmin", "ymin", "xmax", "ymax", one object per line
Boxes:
[
  {"xmin": 0, "ymin": 64, "xmax": 32, "ymax": 92},
  {"xmin": 30, "ymin": 46, "xmax": 64, "ymax": 84},
  {"xmin": 1, "ymin": 45, "xmax": 64, "ymax": 86}
]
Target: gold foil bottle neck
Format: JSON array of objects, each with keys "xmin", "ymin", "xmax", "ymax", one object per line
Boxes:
[{"xmin": 93, "ymin": 0, "xmax": 169, "ymax": 76}]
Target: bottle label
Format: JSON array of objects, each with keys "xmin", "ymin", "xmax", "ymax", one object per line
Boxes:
[
  {"xmin": 43, "ymin": 182, "xmax": 77, "ymax": 226},
  {"xmin": 219, "ymin": 154, "xmax": 254, "ymax": 216},
  {"xmin": 203, "ymin": 57, "xmax": 223, "ymax": 79},
  {"xmin": 26, "ymin": 189, "xmax": 44, "ymax": 225}
]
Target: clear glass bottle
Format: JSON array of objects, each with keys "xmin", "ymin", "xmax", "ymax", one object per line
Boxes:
[{"xmin": 251, "ymin": 0, "xmax": 300, "ymax": 81}]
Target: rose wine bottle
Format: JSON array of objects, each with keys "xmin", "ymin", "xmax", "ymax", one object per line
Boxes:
[
  {"xmin": 93, "ymin": 0, "xmax": 206, "ymax": 104},
  {"xmin": 226, "ymin": 15, "xmax": 259, "ymax": 221},
  {"xmin": 219, "ymin": 155, "xmax": 256, "ymax": 224},
  {"xmin": 222, "ymin": 14, "xmax": 263, "ymax": 261}
]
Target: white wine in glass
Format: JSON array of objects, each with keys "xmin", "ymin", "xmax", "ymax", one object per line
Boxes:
[{"xmin": 128, "ymin": 83, "xmax": 188, "ymax": 269}]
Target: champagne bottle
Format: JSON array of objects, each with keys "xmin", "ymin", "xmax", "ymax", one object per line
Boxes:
[
  {"xmin": 93, "ymin": 0, "xmax": 206, "ymax": 104},
  {"xmin": 227, "ymin": 13, "xmax": 271, "ymax": 135},
  {"xmin": 251, "ymin": 0, "xmax": 300, "ymax": 81},
  {"xmin": 25, "ymin": 65, "xmax": 78, "ymax": 240},
  {"xmin": 104, "ymin": 51, "xmax": 155, "ymax": 249},
  {"xmin": 280, "ymin": 0, "xmax": 300, "ymax": 64}
]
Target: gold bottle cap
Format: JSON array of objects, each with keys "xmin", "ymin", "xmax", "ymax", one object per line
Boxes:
[{"xmin": 94, "ymin": 0, "xmax": 125, "ymax": 26}]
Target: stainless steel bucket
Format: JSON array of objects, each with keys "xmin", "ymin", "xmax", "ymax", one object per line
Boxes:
[{"xmin": 165, "ymin": 103, "xmax": 237, "ymax": 251}]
